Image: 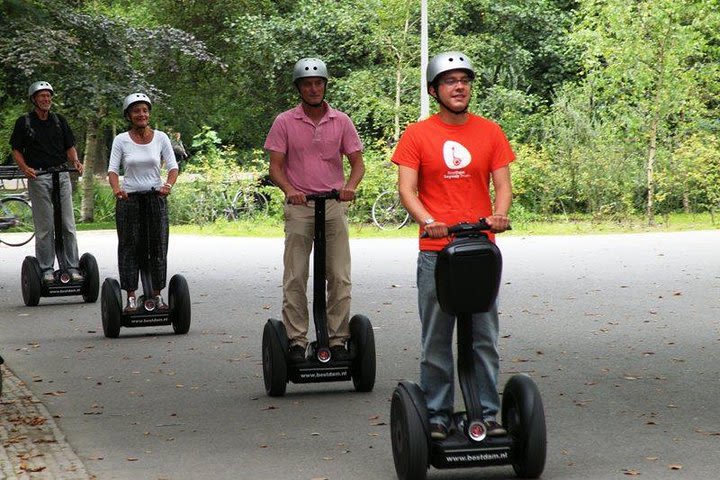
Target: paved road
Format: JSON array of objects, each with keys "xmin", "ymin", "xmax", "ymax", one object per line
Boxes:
[{"xmin": 1, "ymin": 230, "xmax": 719, "ymax": 479}]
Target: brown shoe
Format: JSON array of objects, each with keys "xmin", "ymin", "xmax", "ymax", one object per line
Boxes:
[
  {"xmin": 288, "ymin": 344, "xmax": 306, "ymax": 363},
  {"xmin": 430, "ymin": 423, "xmax": 448, "ymax": 440},
  {"xmin": 485, "ymin": 420, "xmax": 507, "ymax": 436}
]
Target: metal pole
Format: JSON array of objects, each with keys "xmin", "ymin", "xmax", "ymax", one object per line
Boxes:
[{"xmin": 420, "ymin": 0, "xmax": 429, "ymax": 119}]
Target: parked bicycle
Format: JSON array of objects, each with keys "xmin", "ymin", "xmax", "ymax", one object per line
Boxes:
[
  {"xmin": 0, "ymin": 165, "xmax": 34, "ymax": 247},
  {"xmin": 191, "ymin": 182, "xmax": 270, "ymax": 225},
  {"xmin": 372, "ymin": 190, "xmax": 410, "ymax": 230}
]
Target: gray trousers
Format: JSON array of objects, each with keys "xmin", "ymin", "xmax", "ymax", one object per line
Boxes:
[{"xmin": 27, "ymin": 172, "xmax": 80, "ymax": 272}]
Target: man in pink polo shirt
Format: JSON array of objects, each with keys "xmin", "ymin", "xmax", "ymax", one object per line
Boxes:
[{"xmin": 264, "ymin": 57, "xmax": 365, "ymax": 363}]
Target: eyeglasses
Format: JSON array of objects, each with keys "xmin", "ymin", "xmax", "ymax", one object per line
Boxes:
[{"xmin": 440, "ymin": 77, "xmax": 472, "ymax": 87}]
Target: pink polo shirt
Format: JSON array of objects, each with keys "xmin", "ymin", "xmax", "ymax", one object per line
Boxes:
[{"xmin": 264, "ymin": 102, "xmax": 363, "ymax": 194}]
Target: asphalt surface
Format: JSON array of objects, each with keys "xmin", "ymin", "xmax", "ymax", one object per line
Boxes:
[{"xmin": 0, "ymin": 229, "xmax": 719, "ymax": 479}]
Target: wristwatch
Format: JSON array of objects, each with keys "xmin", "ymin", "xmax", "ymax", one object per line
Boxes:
[{"xmin": 424, "ymin": 218, "xmax": 435, "ymax": 226}]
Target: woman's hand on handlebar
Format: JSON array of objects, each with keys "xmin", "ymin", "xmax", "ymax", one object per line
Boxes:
[
  {"xmin": 486, "ymin": 214, "xmax": 510, "ymax": 233},
  {"xmin": 159, "ymin": 183, "xmax": 172, "ymax": 196},
  {"xmin": 424, "ymin": 221, "xmax": 449, "ymax": 238},
  {"xmin": 114, "ymin": 189, "xmax": 128, "ymax": 201}
]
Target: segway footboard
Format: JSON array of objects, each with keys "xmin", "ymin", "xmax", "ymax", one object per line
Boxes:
[
  {"xmin": 430, "ymin": 434, "xmax": 514, "ymax": 469},
  {"xmin": 288, "ymin": 347, "xmax": 353, "ymax": 384}
]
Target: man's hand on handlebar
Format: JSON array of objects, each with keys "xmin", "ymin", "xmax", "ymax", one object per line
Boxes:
[
  {"xmin": 339, "ymin": 187, "xmax": 356, "ymax": 202},
  {"xmin": 424, "ymin": 221, "xmax": 449, "ymax": 238},
  {"xmin": 21, "ymin": 166, "xmax": 37, "ymax": 179},
  {"xmin": 286, "ymin": 189, "xmax": 307, "ymax": 205},
  {"xmin": 114, "ymin": 189, "xmax": 128, "ymax": 201},
  {"xmin": 486, "ymin": 214, "xmax": 510, "ymax": 233},
  {"xmin": 72, "ymin": 160, "xmax": 84, "ymax": 175}
]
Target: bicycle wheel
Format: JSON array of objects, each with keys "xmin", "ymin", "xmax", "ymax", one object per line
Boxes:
[
  {"xmin": 231, "ymin": 189, "xmax": 269, "ymax": 219},
  {"xmin": 372, "ymin": 191, "xmax": 410, "ymax": 230},
  {"xmin": 0, "ymin": 197, "xmax": 35, "ymax": 246}
]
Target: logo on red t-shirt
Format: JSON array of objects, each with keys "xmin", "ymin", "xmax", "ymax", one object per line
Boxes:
[{"xmin": 443, "ymin": 140, "xmax": 471, "ymax": 169}]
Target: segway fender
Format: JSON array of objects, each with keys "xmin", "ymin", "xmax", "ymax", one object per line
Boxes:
[
  {"xmin": 349, "ymin": 314, "xmax": 376, "ymax": 392},
  {"xmin": 267, "ymin": 318, "xmax": 289, "ymax": 352},
  {"xmin": 502, "ymin": 374, "xmax": 547, "ymax": 478},
  {"xmin": 80, "ymin": 253, "xmax": 100, "ymax": 303},
  {"xmin": 263, "ymin": 318, "xmax": 289, "ymax": 396},
  {"xmin": 21, "ymin": 256, "xmax": 42, "ymax": 306},
  {"xmin": 397, "ymin": 380, "xmax": 430, "ymax": 445}
]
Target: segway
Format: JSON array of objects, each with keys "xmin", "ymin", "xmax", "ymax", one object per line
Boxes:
[
  {"xmin": 21, "ymin": 165, "xmax": 99, "ymax": 306},
  {"xmin": 262, "ymin": 190, "xmax": 376, "ymax": 396},
  {"xmin": 100, "ymin": 190, "xmax": 191, "ymax": 338},
  {"xmin": 390, "ymin": 219, "xmax": 546, "ymax": 480}
]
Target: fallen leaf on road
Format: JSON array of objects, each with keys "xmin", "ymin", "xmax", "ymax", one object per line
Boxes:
[
  {"xmin": 622, "ymin": 469, "xmax": 641, "ymax": 476},
  {"xmin": 668, "ymin": 464, "xmax": 682, "ymax": 470},
  {"xmin": 127, "ymin": 457, "xmax": 139, "ymax": 462}
]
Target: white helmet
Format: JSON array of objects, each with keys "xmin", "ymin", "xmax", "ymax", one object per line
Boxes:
[
  {"xmin": 28, "ymin": 81, "xmax": 54, "ymax": 98},
  {"xmin": 427, "ymin": 51, "xmax": 475, "ymax": 87},
  {"xmin": 122, "ymin": 93, "xmax": 152, "ymax": 115},
  {"xmin": 292, "ymin": 58, "xmax": 328, "ymax": 84}
]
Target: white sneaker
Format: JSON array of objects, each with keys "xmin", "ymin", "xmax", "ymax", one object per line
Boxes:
[
  {"xmin": 124, "ymin": 296, "xmax": 137, "ymax": 313},
  {"xmin": 155, "ymin": 295, "xmax": 169, "ymax": 310},
  {"xmin": 69, "ymin": 269, "xmax": 84, "ymax": 282},
  {"xmin": 42, "ymin": 270, "xmax": 55, "ymax": 284}
]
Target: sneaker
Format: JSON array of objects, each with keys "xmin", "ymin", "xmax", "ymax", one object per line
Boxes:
[
  {"xmin": 155, "ymin": 295, "xmax": 169, "ymax": 310},
  {"xmin": 42, "ymin": 270, "xmax": 55, "ymax": 284},
  {"xmin": 330, "ymin": 345, "xmax": 351, "ymax": 361},
  {"xmin": 430, "ymin": 423, "xmax": 448, "ymax": 441},
  {"xmin": 124, "ymin": 296, "xmax": 137, "ymax": 313},
  {"xmin": 288, "ymin": 344, "xmax": 306, "ymax": 363},
  {"xmin": 69, "ymin": 269, "xmax": 84, "ymax": 283},
  {"xmin": 485, "ymin": 420, "xmax": 507, "ymax": 437}
]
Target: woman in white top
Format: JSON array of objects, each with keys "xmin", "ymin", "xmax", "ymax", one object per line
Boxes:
[{"xmin": 108, "ymin": 93, "xmax": 179, "ymax": 312}]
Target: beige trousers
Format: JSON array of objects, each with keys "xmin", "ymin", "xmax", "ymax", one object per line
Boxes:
[{"xmin": 282, "ymin": 201, "xmax": 351, "ymax": 348}]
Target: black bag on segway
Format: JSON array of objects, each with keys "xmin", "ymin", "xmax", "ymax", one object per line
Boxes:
[{"xmin": 435, "ymin": 235, "xmax": 502, "ymax": 315}]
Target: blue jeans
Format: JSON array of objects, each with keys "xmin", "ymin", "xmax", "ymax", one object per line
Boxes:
[
  {"xmin": 28, "ymin": 172, "xmax": 80, "ymax": 272},
  {"xmin": 417, "ymin": 251, "xmax": 501, "ymax": 428}
]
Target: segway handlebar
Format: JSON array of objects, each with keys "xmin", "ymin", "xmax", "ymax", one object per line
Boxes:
[
  {"xmin": 35, "ymin": 165, "xmax": 79, "ymax": 176},
  {"xmin": 301, "ymin": 190, "xmax": 341, "ymax": 202},
  {"xmin": 127, "ymin": 188, "xmax": 160, "ymax": 197},
  {"xmin": 421, "ymin": 217, "xmax": 512, "ymax": 238}
]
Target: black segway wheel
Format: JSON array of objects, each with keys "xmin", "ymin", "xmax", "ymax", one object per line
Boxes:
[
  {"xmin": 21, "ymin": 256, "xmax": 42, "ymax": 306},
  {"xmin": 80, "ymin": 253, "xmax": 100, "ymax": 303},
  {"xmin": 502, "ymin": 374, "xmax": 547, "ymax": 478},
  {"xmin": 262, "ymin": 319, "xmax": 288, "ymax": 397},
  {"xmin": 390, "ymin": 384, "xmax": 429, "ymax": 480},
  {"xmin": 169, "ymin": 274, "xmax": 191, "ymax": 334},
  {"xmin": 349, "ymin": 314, "xmax": 376, "ymax": 392},
  {"xmin": 101, "ymin": 278, "xmax": 122, "ymax": 338}
]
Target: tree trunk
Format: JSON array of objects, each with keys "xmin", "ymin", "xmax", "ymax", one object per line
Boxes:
[
  {"xmin": 646, "ymin": 115, "xmax": 658, "ymax": 226},
  {"xmin": 80, "ymin": 121, "xmax": 98, "ymax": 223},
  {"xmin": 394, "ymin": 66, "xmax": 402, "ymax": 142}
]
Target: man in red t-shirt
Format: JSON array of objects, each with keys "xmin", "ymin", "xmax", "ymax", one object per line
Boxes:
[{"xmin": 392, "ymin": 51, "xmax": 514, "ymax": 440}]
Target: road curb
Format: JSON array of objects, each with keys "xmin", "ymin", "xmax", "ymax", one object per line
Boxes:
[{"xmin": 0, "ymin": 365, "xmax": 91, "ymax": 479}]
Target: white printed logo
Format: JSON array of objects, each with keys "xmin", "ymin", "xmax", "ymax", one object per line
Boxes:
[{"xmin": 443, "ymin": 141, "xmax": 471, "ymax": 169}]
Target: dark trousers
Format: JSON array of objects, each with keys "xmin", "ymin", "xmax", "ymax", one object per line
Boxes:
[{"xmin": 115, "ymin": 194, "xmax": 169, "ymax": 292}]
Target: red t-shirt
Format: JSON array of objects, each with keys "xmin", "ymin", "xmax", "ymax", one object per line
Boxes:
[{"xmin": 392, "ymin": 113, "xmax": 515, "ymax": 251}]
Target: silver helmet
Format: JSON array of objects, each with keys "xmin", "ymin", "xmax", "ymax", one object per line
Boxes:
[
  {"xmin": 122, "ymin": 93, "xmax": 152, "ymax": 115},
  {"xmin": 28, "ymin": 81, "xmax": 54, "ymax": 98},
  {"xmin": 292, "ymin": 58, "xmax": 328, "ymax": 84},
  {"xmin": 427, "ymin": 51, "xmax": 475, "ymax": 87}
]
